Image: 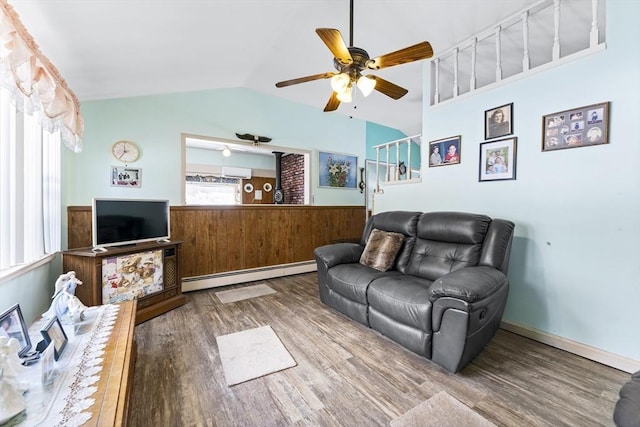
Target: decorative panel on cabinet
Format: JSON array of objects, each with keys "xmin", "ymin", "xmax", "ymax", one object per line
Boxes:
[{"xmin": 62, "ymin": 240, "xmax": 185, "ymax": 324}]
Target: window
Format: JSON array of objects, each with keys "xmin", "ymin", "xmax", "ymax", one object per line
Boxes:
[
  {"xmin": 185, "ymin": 176, "xmax": 241, "ymax": 205},
  {"xmin": 0, "ymin": 86, "xmax": 61, "ymax": 280}
]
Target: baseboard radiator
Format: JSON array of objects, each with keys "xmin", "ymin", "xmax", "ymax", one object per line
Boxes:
[{"xmin": 182, "ymin": 260, "xmax": 317, "ymax": 292}]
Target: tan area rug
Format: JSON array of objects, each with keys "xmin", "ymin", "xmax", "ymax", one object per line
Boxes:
[
  {"xmin": 390, "ymin": 391, "xmax": 496, "ymax": 427},
  {"xmin": 215, "ymin": 283, "xmax": 276, "ymax": 303},
  {"xmin": 216, "ymin": 325, "xmax": 297, "ymax": 386}
]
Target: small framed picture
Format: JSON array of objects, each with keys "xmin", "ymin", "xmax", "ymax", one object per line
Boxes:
[
  {"xmin": 41, "ymin": 317, "xmax": 68, "ymax": 361},
  {"xmin": 542, "ymin": 102, "xmax": 609, "ymax": 151},
  {"xmin": 0, "ymin": 303, "xmax": 31, "ymax": 357},
  {"xmin": 111, "ymin": 166, "xmax": 142, "ymax": 188},
  {"xmin": 485, "ymin": 103, "xmax": 513, "ymax": 140},
  {"xmin": 479, "ymin": 137, "xmax": 517, "ymax": 182},
  {"xmin": 428, "ymin": 135, "xmax": 461, "ymax": 167}
]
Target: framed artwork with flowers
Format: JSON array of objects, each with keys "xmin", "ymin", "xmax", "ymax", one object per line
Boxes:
[{"xmin": 318, "ymin": 151, "xmax": 357, "ymax": 188}]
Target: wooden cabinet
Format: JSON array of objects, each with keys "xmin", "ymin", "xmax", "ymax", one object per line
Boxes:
[{"xmin": 62, "ymin": 241, "xmax": 186, "ymax": 324}]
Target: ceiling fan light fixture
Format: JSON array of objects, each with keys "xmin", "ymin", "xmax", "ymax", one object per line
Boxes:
[
  {"xmin": 222, "ymin": 145, "xmax": 231, "ymax": 157},
  {"xmin": 330, "ymin": 73, "xmax": 351, "ymax": 93},
  {"xmin": 336, "ymin": 84, "xmax": 353, "ymax": 103},
  {"xmin": 357, "ymin": 75, "xmax": 376, "ymax": 97}
]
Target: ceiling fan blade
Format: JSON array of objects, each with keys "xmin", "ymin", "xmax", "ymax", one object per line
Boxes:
[
  {"xmin": 367, "ymin": 41, "xmax": 433, "ymax": 70},
  {"xmin": 275, "ymin": 72, "xmax": 336, "ymax": 88},
  {"xmin": 370, "ymin": 76, "xmax": 408, "ymax": 100},
  {"xmin": 324, "ymin": 92, "xmax": 341, "ymax": 112},
  {"xmin": 316, "ymin": 28, "xmax": 353, "ymax": 65}
]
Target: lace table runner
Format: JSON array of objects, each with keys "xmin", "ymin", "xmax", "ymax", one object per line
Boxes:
[{"xmin": 15, "ymin": 304, "xmax": 120, "ymax": 427}]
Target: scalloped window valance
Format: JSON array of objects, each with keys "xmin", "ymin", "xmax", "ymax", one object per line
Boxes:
[{"xmin": 0, "ymin": 0, "xmax": 83, "ymax": 151}]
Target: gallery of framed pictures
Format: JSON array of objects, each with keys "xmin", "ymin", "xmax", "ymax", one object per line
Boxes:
[
  {"xmin": 318, "ymin": 151, "xmax": 357, "ymax": 188},
  {"xmin": 428, "ymin": 135, "xmax": 461, "ymax": 167},
  {"xmin": 542, "ymin": 102, "xmax": 609, "ymax": 151},
  {"xmin": 479, "ymin": 137, "xmax": 517, "ymax": 182},
  {"xmin": 485, "ymin": 103, "xmax": 513, "ymax": 140}
]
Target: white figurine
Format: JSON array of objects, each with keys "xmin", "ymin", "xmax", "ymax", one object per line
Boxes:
[
  {"xmin": 0, "ymin": 366, "xmax": 26, "ymax": 425},
  {"xmin": 0, "ymin": 337, "xmax": 28, "ymax": 394},
  {"xmin": 42, "ymin": 271, "xmax": 88, "ymax": 324}
]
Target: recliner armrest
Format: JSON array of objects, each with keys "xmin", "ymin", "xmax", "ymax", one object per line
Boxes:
[
  {"xmin": 314, "ymin": 243, "xmax": 364, "ymax": 269},
  {"xmin": 429, "ymin": 266, "xmax": 508, "ymax": 303}
]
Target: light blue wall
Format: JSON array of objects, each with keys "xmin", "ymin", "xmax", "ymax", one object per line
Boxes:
[
  {"xmin": 375, "ymin": 0, "xmax": 640, "ymax": 361},
  {"xmin": 0, "ymin": 256, "xmax": 62, "ymax": 325},
  {"xmin": 66, "ymin": 87, "xmax": 370, "ymax": 207}
]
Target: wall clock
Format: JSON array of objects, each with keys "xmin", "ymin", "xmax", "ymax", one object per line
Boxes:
[{"xmin": 111, "ymin": 140, "xmax": 140, "ymax": 163}]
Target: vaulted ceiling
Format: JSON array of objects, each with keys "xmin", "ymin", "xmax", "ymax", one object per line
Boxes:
[{"xmin": 10, "ymin": 0, "xmax": 538, "ymax": 135}]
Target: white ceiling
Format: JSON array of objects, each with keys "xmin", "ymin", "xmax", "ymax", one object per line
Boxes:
[{"xmin": 10, "ymin": 0, "xmax": 538, "ymax": 136}]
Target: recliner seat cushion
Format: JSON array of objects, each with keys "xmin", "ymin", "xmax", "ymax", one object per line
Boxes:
[
  {"xmin": 328, "ymin": 264, "xmax": 400, "ymax": 304},
  {"xmin": 367, "ymin": 275, "xmax": 433, "ymax": 331}
]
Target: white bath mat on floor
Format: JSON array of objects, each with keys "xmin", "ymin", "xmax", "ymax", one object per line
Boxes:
[
  {"xmin": 216, "ymin": 325, "xmax": 296, "ymax": 386},
  {"xmin": 390, "ymin": 391, "xmax": 496, "ymax": 427},
  {"xmin": 215, "ymin": 284, "xmax": 276, "ymax": 304}
]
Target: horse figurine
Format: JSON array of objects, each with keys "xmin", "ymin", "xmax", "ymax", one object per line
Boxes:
[{"xmin": 42, "ymin": 271, "xmax": 87, "ymax": 323}]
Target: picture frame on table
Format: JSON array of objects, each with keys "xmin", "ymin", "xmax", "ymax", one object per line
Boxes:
[
  {"xmin": 0, "ymin": 303, "xmax": 31, "ymax": 357},
  {"xmin": 542, "ymin": 102, "xmax": 609, "ymax": 151},
  {"xmin": 318, "ymin": 151, "xmax": 358, "ymax": 188},
  {"xmin": 485, "ymin": 103, "xmax": 513, "ymax": 140},
  {"xmin": 479, "ymin": 137, "xmax": 518, "ymax": 182},
  {"xmin": 428, "ymin": 135, "xmax": 461, "ymax": 167},
  {"xmin": 41, "ymin": 316, "xmax": 68, "ymax": 361}
]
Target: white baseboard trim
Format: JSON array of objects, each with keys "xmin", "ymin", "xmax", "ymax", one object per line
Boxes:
[
  {"xmin": 501, "ymin": 320, "xmax": 640, "ymax": 374},
  {"xmin": 182, "ymin": 261, "xmax": 317, "ymax": 292}
]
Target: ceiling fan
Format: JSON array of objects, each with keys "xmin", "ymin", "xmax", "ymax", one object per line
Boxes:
[{"xmin": 275, "ymin": 0, "xmax": 433, "ymax": 112}]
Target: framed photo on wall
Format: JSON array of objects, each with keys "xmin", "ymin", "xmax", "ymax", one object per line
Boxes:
[
  {"xmin": 485, "ymin": 103, "xmax": 513, "ymax": 140},
  {"xmin": 318, "ymin": 151, "xmax": 357, "ymax": 188},
  {"xmin": 0, "ymin": 303, "xmax": 31, "ymax": 356},
  {"xmin": 479, "ymin": 137, "xmax": 517, "ymax": 182},
  {"xmin": 542, "ymin": 102, "xmax": 609, "ymax": 151},
  {"xmin": 428, "ymin": 135, "xmax": 461, "ymax": 167},
  {"xmin": 111, "ymin": 166, "xmax": 142, "ymax": 188}
]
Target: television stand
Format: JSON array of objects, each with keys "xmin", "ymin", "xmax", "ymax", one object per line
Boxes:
[{"xmin": 62, "ymin": 240, "xmax": 185, "ymax": 324}]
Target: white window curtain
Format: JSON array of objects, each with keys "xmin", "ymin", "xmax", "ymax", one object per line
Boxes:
[
  {"xmin": 1, "ymin": 0, "xmax": 72, "ymax": 276},
  {"xmin": 0, "ymin": 86, "xmax": 61, "ymax": 273},
  {"xmin": 0, "ymin": 0, "xmax": 84, "ymax": 151}
]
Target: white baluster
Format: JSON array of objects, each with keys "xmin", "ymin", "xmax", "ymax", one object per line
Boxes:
[
  {"xmin": 590, "ymin": 0, "xmax": 599, "ymax": 48},
  {"xmin": 453, "ymin": 48, "xmax": 459, "ymax": 97},
  {"xmin": 495, "ymin": 26, "xmax": 502, "ymax": 82},
  {"xmin": 395, "ymin": 143, "xmax": 400, "ymax": 181},
  {"xmin": 407, "ymin": 139, "xmax": 412, "ymax": 180},
  {"xmin": 522, "ymin": 11, "xmax": 530, "ymax": 71},
  {"xmin": 553, "ymin": 0, "xmax": 561, "ymax": 60},
  {"xmin": 433, "ymin": 58, "xmax": 440, "ymax": 104},
  {"xmin": 385, "ymin": 146, "xmax": 390, "ymax": 183},
  {"xmin": 375, "ymin": 147, "xmax": 380, "ymax": 192},
  {"xmin": 470, "ymin": 38, "xmax": 477, "ymax": 91}
]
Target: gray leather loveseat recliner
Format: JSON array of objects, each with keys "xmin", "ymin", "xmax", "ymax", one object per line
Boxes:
[{"xmin": 314, "ymin": 211, "xmax": 515, "ymax": 373}]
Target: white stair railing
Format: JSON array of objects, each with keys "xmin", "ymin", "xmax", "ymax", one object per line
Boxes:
[
  {"xmin": 371, "ymin": 135, "xmax": 422, "ymax": 191},
  {"xmin": 431, "ymin": 0, "xmax": 605, "ymax": 105}
]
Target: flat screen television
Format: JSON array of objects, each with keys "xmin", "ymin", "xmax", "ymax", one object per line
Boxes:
[{"xmin": 92, "ymin": 198, "xmax": 170, "ymax": 249}]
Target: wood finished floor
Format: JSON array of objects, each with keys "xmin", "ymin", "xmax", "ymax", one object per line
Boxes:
[{"xmin": 128, "ymin": 273, "xmax": 628, "ymax": 427}]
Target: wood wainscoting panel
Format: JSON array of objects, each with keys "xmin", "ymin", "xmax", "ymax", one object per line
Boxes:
[{"xmin": 68, "ymin": 205, "xmax": 366, "ymax": 279}]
